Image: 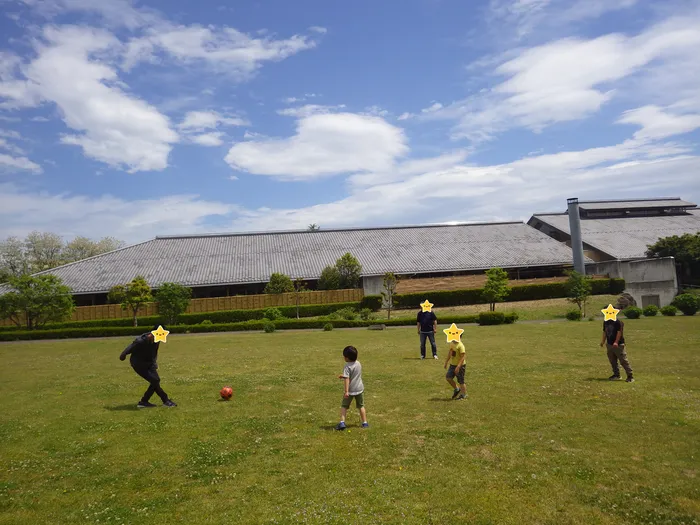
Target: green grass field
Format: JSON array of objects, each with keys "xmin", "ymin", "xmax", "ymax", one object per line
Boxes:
[{"xmin": 1, "ymin": 317, "xmax": 699, "ymax": 524}]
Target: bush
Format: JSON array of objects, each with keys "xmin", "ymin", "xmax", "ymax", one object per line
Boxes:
[
  {"xmin": 671, "ymin": 293, "xmax": 700, "ymax": 316},
  {"xmin": 263, "ymin": 321, "xmax": 276, "ymax": 333},
  {"xmin": 199, "ymin": 319, "xmax": 213, "ymax": 325},
  {"xmin": 643, "ymin": 305, "xmax": 659, "ymax": 317},
  {"xmin": 323, "ymin": 323, "xmax": 333, "ymax": 331},
  {"xmin": 478, "ymin": 312, "xmax": 505, "ymax": 326},
  {"xmin": 359, "ymin": 308, "xmax": 376, "ymax": 321},
  {"xmin": 264, "ymin": 273, "xmax": 294, "ymax": 294},
  {"xmin": 623, "ymin": 306, "xmax": 642, "ymax": 319},
  {"xmin": 359, "ymin": 295, "xmax": 382, "ymax": 311},
  {"xmin": 335, "ymin": 307, "xmax": 358, "ymax": 320},
  {"xmin": 263, "ymin": 307, "xmax": 284, "ymax": 320},
  {"xmin": 504, "ymin": 312, "xmax": 519, "ymax": 324},
  {"xmin": 566, "ymin": 310, "xmax": 582, "ymax": 321},
  {"xmin": 661, "ymin": 305, "xmax": 678, "ymax": 316}
]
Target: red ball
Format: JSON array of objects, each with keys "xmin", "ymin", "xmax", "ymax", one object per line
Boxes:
[{"xmin": 220, "ymin": 386, "xmax": 233, "ymax": 400}]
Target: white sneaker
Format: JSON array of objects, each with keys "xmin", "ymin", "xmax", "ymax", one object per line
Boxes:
[{"xmin": 434, "ymin": 355, "xmax": 438, "ymax": 359}]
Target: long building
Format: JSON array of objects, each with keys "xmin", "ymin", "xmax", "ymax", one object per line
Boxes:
[{"xmin": 0, "ymin": 221, "xmax": 588, "ymax": 306}]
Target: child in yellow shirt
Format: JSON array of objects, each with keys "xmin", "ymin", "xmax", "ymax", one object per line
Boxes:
[{"xmin": 444, "ymin": 339, "xmax": 466, "ymax": 400}]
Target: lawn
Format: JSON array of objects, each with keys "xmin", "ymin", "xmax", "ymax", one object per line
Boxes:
[{"xmin": 1, "ymin": 317, "xmax": 699, "ymax": 524}]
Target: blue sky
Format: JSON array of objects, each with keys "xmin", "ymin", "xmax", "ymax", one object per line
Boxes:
[{"xmin": 0, "ymin": 0, "xmax": 699, "ymax": 244}]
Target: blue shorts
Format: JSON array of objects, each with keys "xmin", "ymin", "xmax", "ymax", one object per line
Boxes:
[{"xmin": 446, "ymin": 364, "xmax": 465, "ymax": 385}]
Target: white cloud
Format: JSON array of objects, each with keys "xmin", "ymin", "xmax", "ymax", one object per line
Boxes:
[
  {"xmin": 122, "ymin": 24, "xmax": 319, "ymax": 78},
  {"xmin": 0, "ymin": 137, "xmax": 25, "ymax": 155},
  {"xmin": 1, "ymin": 25, "xmax": 180, "ymax": 172},
  {"xmin": 13, "ymin": 0, "xmax": 160, "ymax": 30},
  {"xmin": 190, "ymin": 132, "xmax": 224, "ymax": 147},
  {"xmin": 225, "ymin": 113, "xmax": 409, "ymax": 179},
  {"xmin": 309, "ymin": 26, "xmax": 328, "ymax": 34},
  {"xmin": 361, "ymin": 105, "xmax": 389, "ymax": 118},
  {"xmin": 276, "ymin": 104, "xmax": 345, "ymax": 118},
  {"xmin": 617, "ymin": 104, "xmax": 700, "ymax": 140},
  {"xmin": 178, "ymin": 110, "xmax": 247, "ymax": 131},
  {"xmin": 0, "ymin": 182, "xmax": 236, "ymax": 243},
  {"xmin": 0, "ymin": 153, "xmax": 42, "ymax": 173},
  {"xmin": 426, "ymin": 12, "xmax": 700, "ymax": 141}
]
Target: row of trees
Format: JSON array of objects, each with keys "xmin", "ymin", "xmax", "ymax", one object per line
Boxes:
[
  {"xmin": 646, "ymin": 232, "xmax": 700, "ymax": 284},
  {"xmin": 0, "ymin": 232, "xmax": 125, "ymax": 282}
]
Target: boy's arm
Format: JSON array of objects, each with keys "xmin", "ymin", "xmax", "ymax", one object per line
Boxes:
[
  {"xmin": 600, "ymin": 330, "xmax": 606, "ymax": 347},
  {"xmin": 455, "ymin": 348, "xmax": 466, "ymax": 369},
  {"xmin": 343, "ymin": 377, "xmax": 350, "ymax": 398},
  {"xmin": 613, "ymin": 322, "xmax": 623, "ymax": 346},
  {"xmin": 119, "ymin": 337, "xmax": 139, "ymax": 360},
  {"xmin": 444, "ymin": 349, "xmax": 451, "ymax": 369}
]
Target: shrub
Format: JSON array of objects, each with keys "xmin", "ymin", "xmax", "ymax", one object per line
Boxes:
[
  {"xmin": 643, "ymin": 305, "xmax": 659, "ymax": 317},
  {"xmin": 671, "ymin": 293, "xmax": 700, "ymax": 316},
  {"xmin": 359, "ymin": 308, "xmax": 376, "ymax": 321},
  {"xmin": 334, "ymin": 306, "xmax": 358, "ymax": 320},
  {"xmin": 623, "ymin": 306, "xmax": 642, "ymax": 319},
  {"xmin": 566, "ymin": 310, "xmax": 582, "ymax": 321},
  {"xmin": 263, "ymin": 307, "xmax": 284, "ymax": 320},
  {"xmin": 478, "ymin": 311, "xmax": 505, "ymax": 326},
  {"xmin": 323, "ymin": 323, "xmax": 333, "ymax": 331},
  {"xmin": 263, "ymin": 321, "xmax": 276, "ymax": 333},
  {"xmin": 504, "ymin": 312, "xmax": 519, "ymax": 324},
  {"xmin": 661, "ymin": 305, "xmax": 678, "ymax": 316},
  {"xmin": 264, "ymin": 273, "xmax": 294, "ymax": 294},
  {"xmin": 199, "ymin": 319, "xmax": 213, "ymax": 325},
  {"xmin": 359, "ymin": 295, "xmax": 382, "ymax": 311}
]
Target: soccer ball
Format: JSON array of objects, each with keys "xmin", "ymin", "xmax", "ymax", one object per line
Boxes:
[{"xmin": 220, "ymin": 386, "xmax": 233, "ymax": 400}]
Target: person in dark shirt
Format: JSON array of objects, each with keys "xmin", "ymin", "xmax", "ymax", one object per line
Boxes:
[
  {"xmin": 120, "ymin": 325, "xmax": 177, "ymax": 408},
  {"xmin": 416, "ymin": 307, "xmax": 438, "ymax": 359},
  {"xmin": 600, "ymin": 318, "xmax": 634, "ymax": 382}
]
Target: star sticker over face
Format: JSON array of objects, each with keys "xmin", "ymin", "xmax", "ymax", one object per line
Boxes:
[
  {"xmin": 601, "ymin": 304, "xmax": 620, "ymax": 322},
  {"xmin": 443, "ymin": 323, "xmax": 464, "ymax": 343},
  {"xmin": 420, "ymin": 299, "xmax": 434, "ymax": 312},
  {"xmin": 151, "ymin": 325, "xmax": 170, "ymax": 343}
]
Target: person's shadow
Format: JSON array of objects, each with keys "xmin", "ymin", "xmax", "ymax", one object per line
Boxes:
[
  {"xmin": 103, "ymin": 404, "xmax": 139, "ymax": 411},
  {"xmin": 584, "ymin": 378, "xmax": 613, "ymax": 382}
]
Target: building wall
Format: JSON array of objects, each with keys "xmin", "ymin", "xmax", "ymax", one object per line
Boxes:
[{"xmin": 585, "ymin": 257, "xmax": 678, "ymax": 307}]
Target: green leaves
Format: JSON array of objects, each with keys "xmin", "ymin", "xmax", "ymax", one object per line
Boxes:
[
  {"xmin": 108, "ymin": 276, "xmax": 152, "ymax": 327},
  {"xmin": 0, "ymin": 274, "xmax": 75, "ymax": 329},
  {"xmin": 154, "ymin": 282, "xmax": 192, "ymax": 325},
  {"xmin": 565, "ymin": 270, "xmax": 593, "ymax": 316},
  {"xmin": 264, "ymin": 273, "xmax": 295, "ymax": 294},
  {"xmin": 482, "ymin": 267, "xmax": 510, "ymax": 311}
]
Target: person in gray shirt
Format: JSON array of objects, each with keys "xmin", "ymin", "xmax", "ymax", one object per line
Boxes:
[{"xmin": 335, "ymin": 346, "xmax": 369, "ymax": 430}]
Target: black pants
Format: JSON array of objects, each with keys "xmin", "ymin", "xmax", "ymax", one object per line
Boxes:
[
  {"xmin": 132, "ymin": 362, "xmax": 169, "ymax": 403},
  {"xmin": 420, "ymin": 332, "xmax": 437, "ymax": 357}
]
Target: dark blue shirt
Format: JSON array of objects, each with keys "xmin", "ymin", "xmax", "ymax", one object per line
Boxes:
[{"xmin": 417, "ymin": 311, "xmax": 437, "ymax": 332}]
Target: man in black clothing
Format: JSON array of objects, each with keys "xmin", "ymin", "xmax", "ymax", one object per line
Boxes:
[
  {"xmin": 120, "ymin": 324, "xmax": 177, "ymax": 408},
  {"xmin": 416, "ymin": 302, "xmax": 438, "ymax": 360},
  {"xmin": 600, "ymin": 318, "xmax": 634, "ymax": 382}
]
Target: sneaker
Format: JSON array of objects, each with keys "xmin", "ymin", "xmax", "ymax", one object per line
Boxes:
[
  {"xmin": 608, "ymin": 375, "xmax": 621, "ymax": 381},
  {"xmin": 137, "ymin": 401, "xmax": 157, "ymax": 408},
  {"xmin": 362, "ymin": 422, "xmax": 369, "ymax": 428},
  {"xmin": 335, "ymin": 422, "xmax": 346, "ymax": 431},
  {"xmin": 626, "ymin": 377, "xmax": 635, "ymax": 383},
  {"xmin": 163, "ymin": 400, "xmax": 177, "ymax": 407},
  {"xmin": 456, "ymin": 394, "xmax": 467, "ymax": 400},
  {"xmin": 433, "ymin": 355, "xmax": 439, "ymax": 360},
  {"xmin": 451, "ymin": 388, "xmax": 461, "ymax": 399},
  {"xmin": 421, "ymin": 356, "xmax": 425, "ymax": 360}
]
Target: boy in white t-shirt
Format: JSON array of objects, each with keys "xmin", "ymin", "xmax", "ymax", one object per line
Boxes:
[{"xmin": 335, "ymin": 345, "xmax": 369, "ymax": 430}]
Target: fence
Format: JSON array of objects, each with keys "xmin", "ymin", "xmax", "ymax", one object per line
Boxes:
[{"xmin": 0, "ymin": 288, "xmax": 365, "ymax": 327}]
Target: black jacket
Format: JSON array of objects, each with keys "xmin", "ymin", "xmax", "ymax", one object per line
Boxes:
[{"xmin": 120, "ymin": 333, "xmax": 160, "ymax": 366}]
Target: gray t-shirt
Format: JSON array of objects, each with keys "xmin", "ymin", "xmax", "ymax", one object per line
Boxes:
[{"xmin": 342, "ymin": 361, "xmax": 364, "ymax": 395}]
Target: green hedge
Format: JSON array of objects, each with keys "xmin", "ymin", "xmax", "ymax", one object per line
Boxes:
[
  {"xmin": 0, "ymin": 301, "xmax": 369, "ymax": 332},
  {"xmin": 360, "ymin": 295, "xmax": 383, "ymax": 311},
  {"xmin": 395, "ymin": 278, "xmax": 625, "ymax": 309},
  {"xmin": 0, "ymin": 314, "xmax": 493, "ymax": 341}
]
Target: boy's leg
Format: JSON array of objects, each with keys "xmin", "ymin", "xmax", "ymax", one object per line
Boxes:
[
  {"xmin": 135, "ymin": 365, "xmax": 170, "ymax": 404},
  {"xmin": 606, "ymin": 344, "xmax": 620, "ymax": 378},
  {"xmin": 337, "ymin": 396, "xmax": 351, "ymax": 430},
  {"xmin": 446, "ymin": 365, "xmax": 460, "ymax": 398},
  {"xmin": 615, "ymin": 344, "xmax": 634, "ymax": 379},
  {"xmin": 419, "ymin": 332, "xmax": 427, "ymax": 358},
  {"xmin": 427, "ymin": 332, "xmax": 438, "ymax": 358},
  {"xmin": 355, "ymin": 393, "xmax": 368, "ymax": 425},
  {"xmin": 457, "ymin": 365, "xmax": 467, "ymax": 398}
]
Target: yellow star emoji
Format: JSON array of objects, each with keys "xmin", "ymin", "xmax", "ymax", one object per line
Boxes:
[
  {"xmin": 443, "ymin": 323, "xmax": 464, "ymax": 343},
  {"xmin": 420, "ymin": 299, "xmax": 434, "ymax": 312},
  {"xmin": 151, "ymin": 325, "xmax": 170, "ymax": 343},
  {"xmin": 601, "ymin": 304, "xmax": 619, "ymax": 322}
]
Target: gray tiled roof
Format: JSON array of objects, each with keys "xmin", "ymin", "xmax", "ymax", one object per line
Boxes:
[
  {"xmin": 577, "ymin": 198, "xmax": 696, "ymax": 211},
  {"xmin": 532, "ymin": 210, "xmax": 700, "ymax": 260},
  {"xmin": 0, "ymin": 222, "xmax": 585, "ymax": 295}
]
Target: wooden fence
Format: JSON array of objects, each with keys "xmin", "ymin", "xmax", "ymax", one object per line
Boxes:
[{"xmin": 0, "ymin": 288, "xmax": 365, "ymax": 327}]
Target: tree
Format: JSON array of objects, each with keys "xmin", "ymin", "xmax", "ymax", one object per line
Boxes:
[
  {"xmin": 62, "ymin": 236, "xmax": 125, "ymax": 263},
  {"xmin": 264, "ymin": 272, "xmax": 295, "ymax": 294},
  {"xmin": 0, "ymin": 274, "xmax": 75, "ymax": 329},
  {"xmin": 0, "ymin": 236, "xmax": 31, "ymax": 281},
  {"xmin": 24, "ymin": 231, "xmax": 64, "ymax": 272},
  {"xmin": 293, "ymin": 278, "xmax": 307, "ymax": 319},
  {"xmin": 108, "ymin": 276, "xmax": 153, "ymax": 327},
  {"xmin": 307, "ymin": 224, "xmax": 320, "ymax": 231},
  {"xmin": 336, "ymin": 252, "xmax": 363, "ymax": 289},
  {"xmin": 647, "ymin": 233, "xmax": 700, "ymax": 284},
  {"xmin": 154, "ymin": 282, "xmax": 192, "ymax": 325},
  {"xmin": 380, "ymin": 272, "xmax": 398, "ymax": 320},
  {"xmin": 565, "ymin": 270, "xmax": 592, "ymax": 317},
  {"xmin": 482, "ymin": 267, "xmax": 510, "ymax": 311},
  {"xmin": 318, "ymin": 265, "xmax": 341, "ymax": 290}
]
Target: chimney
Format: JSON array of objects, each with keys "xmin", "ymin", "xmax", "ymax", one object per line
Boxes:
[{"xmin": 567, "ymin": 198, "xmax": 586, "ymax": 274}]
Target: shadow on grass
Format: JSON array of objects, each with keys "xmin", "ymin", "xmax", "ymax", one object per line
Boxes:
[
  {"xmin": 584, "ymin": 378, "xmax": 614, "ymax": 382},
  {"xmin": 402, "ymin": 357, "xmax": 425, "ymax": 360},
  {"xmin": 429, "ymin": 397, "xmax": 453, "ymax": 402},
  {"xmin": 104, "ymin": 404, "xmax": 140, "ymax": 411}
]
